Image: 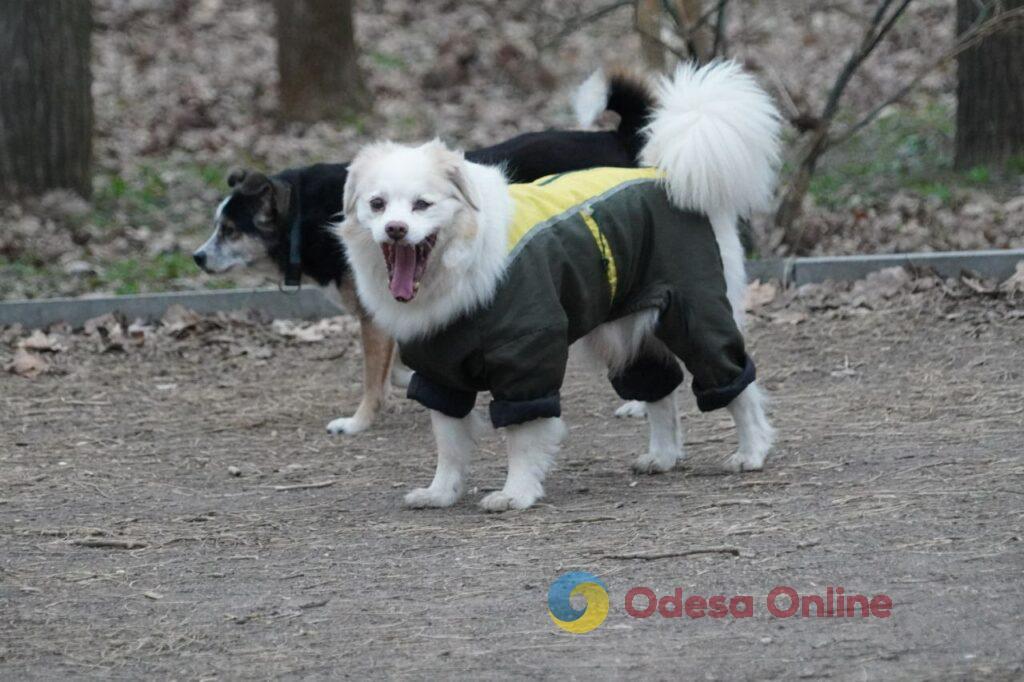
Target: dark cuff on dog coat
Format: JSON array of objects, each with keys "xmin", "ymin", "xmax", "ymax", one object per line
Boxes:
[
  {"xmin": 407, "ymin": 373, "xmax": 476, "ymax": 419},
  {"xmin": 692, "ymin": 355, "xmax": 756, "ymax": 412},
  {"xmin": 609, "ymin": 355, "xmax": 685, "ymax": 403},
  {"xmin": 489, "ymin": 393, "xmax": 561, "ymax": 428}
]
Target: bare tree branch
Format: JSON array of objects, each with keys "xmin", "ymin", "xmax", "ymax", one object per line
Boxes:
[
  {"xmin": 634, "ymin": 24, "xmax": 690, "ymax": 62},
  {"xmin": 820, "ymin": 0, "xmax": 912, "ymax": 122},
  {"xmin": 539, "ymin": 0, "xmax": 633, "ymax": 51},
  {"xmin": 775, "ymin": 0, "xmax": 917, "ymax": 244},
  {"xmin": 775, "ymin": 0, "xmax": 1022, "ymax": 250},
  {"xmin": 711, "ymin": 0, "xmax": 729, "ymax": 58},
  {"xmin": 831, "ymin": 6, "xmax": 1024, "ymax": 148}
]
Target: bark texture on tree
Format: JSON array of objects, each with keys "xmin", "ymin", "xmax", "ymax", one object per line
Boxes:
[
  {"xmin": 954, "ymin": 0, "xmax": 1024, "ymax": 170},
  {"xmin": 0, "ymin": 0, "xmax": 93, "ymax": 199},
  {"xmin": 274, "ymin": 0, "xmax": 371, "ymax": 123},
  {"xmin": 675, "ymin": 0, "xmax": 713, "ymax": 63},
  {"xmin": 636, "ymin": 0, "xmax": 667, "ymax": 71}
]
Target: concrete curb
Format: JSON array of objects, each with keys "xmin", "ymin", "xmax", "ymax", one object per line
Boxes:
[
  {"xmin": 1, "ymin": 249, "xmax": 1022, "ymax": 329},
  {"xmin": 0, "ymin": 288, "xmax": 343, "ymax": 329},
  {"xmin": 753, "ymin": 248, "xmax": 1024, "ymax": 287}
]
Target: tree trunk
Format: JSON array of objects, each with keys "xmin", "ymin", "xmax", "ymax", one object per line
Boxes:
[
  {"xmin": 954, "ymin": 0, "xmax": 1024, "ymax": 170},
  {"xmin": 775, "ymin": 127, "xmax": 830, "ymax": 254},
  {"xmin": 274, "ymin": 0, "xmax": 372, "ymax": 123},
  {"xmin": 0, "ymin": 0, "xmax": 93, "ymax": 200},
  {"xmin": 636, "ymin": 0, "xmax": 666, "ymax": 71},
  {"xmin": 675, "ymin": 0, "xmax": 713, "ymax": 63}
]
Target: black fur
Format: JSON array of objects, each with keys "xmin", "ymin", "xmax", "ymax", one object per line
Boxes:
[{"xmin": 211, "ymin": 75, "xmax": 654, "ymax": 289}]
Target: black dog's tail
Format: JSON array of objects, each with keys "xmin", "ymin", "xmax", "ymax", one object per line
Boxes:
[{"xmin": 572, "ymin": 69, "xmax": 655, "ymax": 161}]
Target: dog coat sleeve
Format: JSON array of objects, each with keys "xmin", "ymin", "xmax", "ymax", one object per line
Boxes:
[
  {"xmin": 484, "ymin": 325, "xmax": 569, "ymax": 428},
  {"xmin": 406, "ymin": 372, "xmax": 477, "ymax": 419}
]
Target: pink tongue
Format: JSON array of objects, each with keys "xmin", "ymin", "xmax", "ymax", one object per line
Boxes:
[{"xmin": 389, "ymin": 244, "xmax": 417, "ymax": 301}]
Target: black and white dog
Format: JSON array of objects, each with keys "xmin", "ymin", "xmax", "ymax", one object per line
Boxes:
[{"xmin": 193, "ymin": 71, "xmax": 653, "ymax": 435}]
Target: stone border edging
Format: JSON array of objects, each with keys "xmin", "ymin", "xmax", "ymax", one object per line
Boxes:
[
  {"xmin": 1, "ymin": 248, "xmax": 1022, "ymax": 329},
  {"xmin": 0, "ymin": 288, "xmax": 343, "ymax": 329},
  {"xmin": 747, "ymin": 248, "xmax": 1024, "ymax": 287}
]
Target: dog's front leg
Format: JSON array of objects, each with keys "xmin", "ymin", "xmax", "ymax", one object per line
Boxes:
[
  {"xmin": 480, "ymin": 417, "xmax": 567, "ymax": 512},
  {"xmin": 404, "ymin": 411, "xmax": 476, "ymax": 508},
  {"xmin": 326, "ymin": 317, "xmax": 393, "ymax": 435}
]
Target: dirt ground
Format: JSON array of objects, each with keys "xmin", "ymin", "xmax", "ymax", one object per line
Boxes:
[{"xmin": 2, "ymin": 284, "xmax": 1023, "ymax": 679}]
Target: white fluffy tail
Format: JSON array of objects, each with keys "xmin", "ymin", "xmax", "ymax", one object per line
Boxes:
[
  {"xmin": 640, "ymin": 60, "xmax": 781, "ymax": 326},
  {"xmin": 641, "ymin": 60, "xmax": 781, "ymax": 219}
]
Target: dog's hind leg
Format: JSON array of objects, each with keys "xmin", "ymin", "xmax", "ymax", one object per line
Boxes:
[
  {"xmin": 480, "ymin": 417, "xmax": 567, "ymax": 512},
  {"xmin": 327, "ymin": 280, "xmax": 394, "ymax": 435},
  {"xmin": 404, "ymin": 411, "xmax": 477, "ymax": 508},
  {"xmin": 390, "ymin": 356, "xmax": 414, "ymax": 389},
  {"xmin": 614, "ymin": 400, "xmax": 648, "ymax": 419},
  {"xmin": 722, "ymin": 382, "xmax": 775, "ymax": 472},
  {"xmin": 632, "ymin": 392, "xmax": 684, "ymax": 474}
]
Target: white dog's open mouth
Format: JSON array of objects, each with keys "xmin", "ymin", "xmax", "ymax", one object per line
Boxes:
[{"xmin": 382, "ymin": 234, "xmax": 437, "ymax": 302}]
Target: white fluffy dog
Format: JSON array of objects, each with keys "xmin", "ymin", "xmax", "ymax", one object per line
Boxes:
[{"xmin": 336, "ymin": 61, "xmax": 781, "ymax": 511}]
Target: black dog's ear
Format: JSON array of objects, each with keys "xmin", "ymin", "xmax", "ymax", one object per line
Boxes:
[
  {"xmin": 269, "ymin": 177, "xmax": 291, "ymax": 220},
  {"xmin": 227, "ymin": 168, "xmax": 248, "ymax": 188},
  {"xmin": 237, "ymin": 171, "xmax": 271, "ymax": 196},
  {"xmin": 243, "ymin": 172, "xmax": 291, "ymax": 232}
]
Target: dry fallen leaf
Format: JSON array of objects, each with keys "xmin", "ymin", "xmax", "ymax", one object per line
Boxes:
[
  {"xmin": 161, "ymin": 304, "xmax": 201, "ymax": 337},
  {"xmin": 960, "ymin": 273, "xmax": 998, "ymax": 297},
  {"xmin": 84, "ymin": 313, "xmax": 121, "ymax": 337},
  {"xmin": 271, "ymin": 319, "xmax": 333, "ymax": 343},
  {"xmin": 84, "ymin": 313, "xmax": 127, "ymax": 353},
  {"xmin": 770, "ymin": 310, "xmax": 809, "ymax": 326},
  {"xmin": 128, "ymin": 319, "xmax": 152, "ymax": 345},
  {"xmin": 19, "ymin": 330, "xmax": 65, "ymax": 353},
  {"xmin": 999, "ymin": 261, "xmax": 1024, "ymax": 296},
  {"xmin": 745, "ymin": 280, "xmax": 778, "ymax": 311},
  {"xmin": 5, "ymin": 348, "xmax": 49, "ymax": 378},
  {"xmin": 850, "ymin": 267, "xmax": 911, "ymax": 301}
]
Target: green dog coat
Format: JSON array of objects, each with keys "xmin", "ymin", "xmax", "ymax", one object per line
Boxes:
[{"xmin": 400, "ymin": 166, "xmax": 755, "ymax": 427}]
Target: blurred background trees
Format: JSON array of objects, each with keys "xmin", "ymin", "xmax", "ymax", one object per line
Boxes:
[
  {"xmin": 0, "ymin": 0, "xmax": 93, "ymax": 200},
  {"xmin": 1, "ymin": 0, "xmax": 1023, "ymax": 299},
  {"xmin": 954, "ymin": 0, "xmax": 1024, "ymax": 170},
  {"xmin": 273, "ymin": 0, "xmax": 372, "ymax": 123}
]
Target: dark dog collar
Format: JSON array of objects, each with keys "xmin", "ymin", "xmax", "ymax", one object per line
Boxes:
[{"xmin": 282, "ymin": 181, "xmax": 302, "ymax": 290}]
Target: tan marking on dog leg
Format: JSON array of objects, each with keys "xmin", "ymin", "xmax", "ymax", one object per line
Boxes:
[{"xmin": 326, "ymin": 279, "xmax": 394, "ymax": 435}]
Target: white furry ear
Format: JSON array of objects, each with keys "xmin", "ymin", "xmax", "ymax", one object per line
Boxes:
[
  {"xmin": 427, "ymin": 143, "xmax": 481, "ymax": 270},
  {"xmin": 423, "ymin": 139, "xmax": 480, "ymax": 212},
  {"xmin": 342, "ymin": 161, "xmax": 361, "ymax": 220},
  {"xmin": 343, "ymin": 141, "xmax": 397, "ymax": 220},
  {"xmin": 446, "ymin": 162, "xmax": 479, "ymax": 212}
]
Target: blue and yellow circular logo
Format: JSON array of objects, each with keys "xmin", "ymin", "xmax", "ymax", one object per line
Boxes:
[{"xmin": 547, "ymin": 571, "xmax": 609, "ymax": 634}]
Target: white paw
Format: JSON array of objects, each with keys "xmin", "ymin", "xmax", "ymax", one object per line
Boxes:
[
  {"xmin": 404, "ymin": 485, "xmax": 461, "ymax": 508},
  {"xmin": 615, "ymin": 401, "xmax": 648, "ymax": 419},
  {"xmin": 391, "ymin": 365, "xmax": 413, "ymax": 389},
  {"xmin": 326, "ymin": 415, "xmax": 371, "ymax": 435},
  {"xmin": 632, "ymin": 448, "xmax": 681, "ymax": 474},
  {"xmin": 722, "ymin": 450, "xmax": 766, "ymax": 473},
  {"xmin": 479, "ymin": 489, "xmax": 538, "ymax": 512}
]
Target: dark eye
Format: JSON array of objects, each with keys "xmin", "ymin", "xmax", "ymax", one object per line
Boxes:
[
  {"xmin": 369, "ymin": 197, "xmax": 386, "ymax": 211},
  {"xmin": 412, "ymin": 199, "xmax": 433, "ymax": 211},
  {"xmin": 220, "ymin": 222, "xmax": 236, "ymax": 238}
]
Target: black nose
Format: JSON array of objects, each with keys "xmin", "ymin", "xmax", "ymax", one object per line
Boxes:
[
  {"xmin": 193, "ymin": 251, "xmax": 207, "ymax": 269},
  {"xmin": 385, "ymin": 222, "xmax": 408, "ymax": 241}
]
